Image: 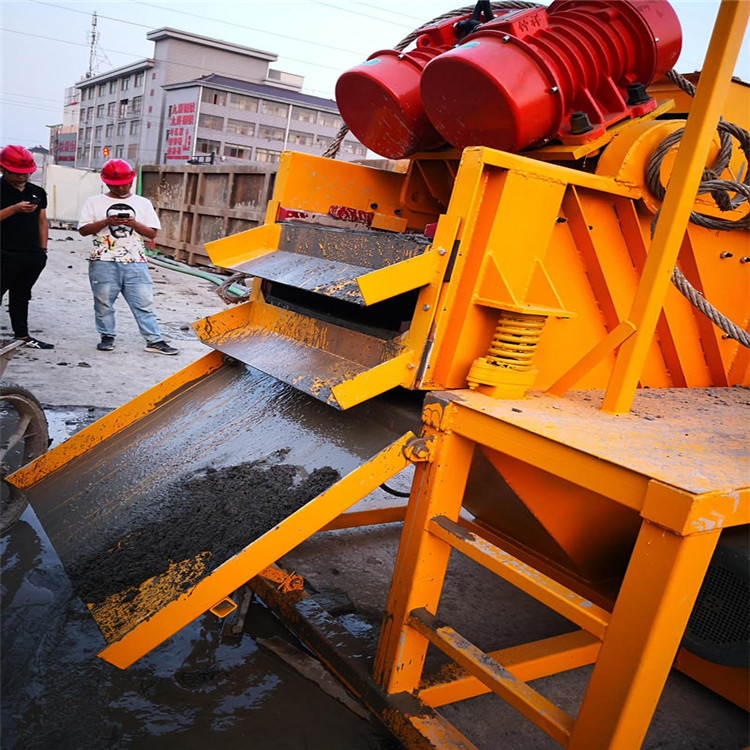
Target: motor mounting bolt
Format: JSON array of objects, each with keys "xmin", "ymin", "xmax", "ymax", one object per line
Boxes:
[
  {"xmin": 740, "ymin": 257, "xmax": 750, "ymax": 264},
  {"xmin": 720, "ymin": 252, "xmax": 733, "ymax": 259},
  {"xmin": 394, "ymin": 208, "xmax": 402, "ymax": 215},
  {"xmin": 549, "ymin": 86, "xmax": 559, "ymax": 94},
  {"xmin": 407, "ymin": 363, "xmax": 415, "ymax": 369},
  {"xmin": 502, "ymin": 35, "xmax": 510, "ymax": 42},
  {"xmin": 423, "ymin": 304, "xmax": 430, "ymax": 311},
  {"xmin": 438, "ymin": 248, "xmax": 446, "ymax": 255}
]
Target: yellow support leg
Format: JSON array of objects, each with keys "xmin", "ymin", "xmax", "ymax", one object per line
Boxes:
[
  {"xmin": 373, "ymin": 428, "xmax": 475, "ymax": 694},
  {"xmin": 569, "ymin": 519, "xmax": 721, "ymax": 750}
]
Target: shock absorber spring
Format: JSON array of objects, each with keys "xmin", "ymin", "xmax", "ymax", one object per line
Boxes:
[
  {"xmin": 485, "ymin": 312, "xmax": 547, "ymax": 371},
  {"xmin": 466, "ymin": 309, "xmax": 549, "ymax": 398}
]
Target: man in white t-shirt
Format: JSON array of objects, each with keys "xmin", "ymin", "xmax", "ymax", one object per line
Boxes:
[{"xmin": 78, "ymin": 159, "xmax": 178, "ymax": 354}]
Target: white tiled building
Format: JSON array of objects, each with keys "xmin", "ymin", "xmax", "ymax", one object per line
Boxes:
[{"xmin": 71, "ymin": 27, "xmax": 365, "ymax": 170}]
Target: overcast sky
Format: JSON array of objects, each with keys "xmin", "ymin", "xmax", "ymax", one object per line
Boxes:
[{"xmin": 1, "ymin": 0, "xmax": 748, "ymax": 149}]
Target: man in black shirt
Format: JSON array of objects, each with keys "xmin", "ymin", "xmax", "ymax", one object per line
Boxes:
[{"xmin": 0, "ymin": 144, "xmax": 53, "ymax": 349}]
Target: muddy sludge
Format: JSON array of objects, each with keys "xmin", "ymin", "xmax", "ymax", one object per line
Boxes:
[{"xmin": 68, "ymin": 450, "xmax": 340, "ymax": 606}]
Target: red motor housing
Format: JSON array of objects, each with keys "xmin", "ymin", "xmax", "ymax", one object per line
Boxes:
[
  {"xmin": 336, "ymin": 0, "xmax": 682, "ymax": 158},
  {"xmin": 335, "ymin": 12, "xmax": 476, "ymax": 159},
  {"xmin": 421, "ymin": 0, "xmax": 682, "ymax": 153}
]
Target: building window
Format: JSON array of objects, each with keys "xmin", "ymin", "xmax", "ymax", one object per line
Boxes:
[
  {"xmin": 224, "ymin": 143, "xmax": 251, "ymax": 159},
  {"xmin": 117, "ymin": 122, "xmax": 126, "ymax": 136},
  {"xmin": 106, "ymin": 124, "xmax": 114, "ymax": 137},
  {"xmin": 82, "ymin": 145, "xmax": 90, "ymax": 160},
  {"xmin": 115, "ymin": 145, "xmax": 124, "ymax": 158},
  {"xmin": 98, "ymin": 83, "xmax": 106, "ymax": 96},
  {"xmin": 96, "ymin": 104, "xmax": 105, "ymax": 118},
  {"xmin": 85, "ymin": 127, "xmax": 92, "ymax": 140},
  {"xmin": 196, "ymin": 138, "xmax": 220, "ymax": 154},
  {"xmin": 118, "ymin": 100, "xmax": 129, "ymax": 118},
  {"xmin": 293, "ymin": 107, "xmax": 316, "ymax": 123},
  {"xmin": 121, "ymin": 76, "xmax": 130, "ymax": 91},
  {"xmin": 127, "ymin": 143, "xmax": 138, "ymax": 160},
  {"xmin": 131, "ymin": 96, "xmax": 142, "ymax": 115},
  {"xmin": 319, "ymin": 112, "xmax": 342, "ymax": 128},
  {"xmin": 229, "ymin": 93, "xmax": 258, "ymax": 111},
  {"xmin": 227, "ymin": 119, "xmax": 255, "ymax": 136},
  {"xmin": 199, "ymin": 113, "xmax": 224, "ymax": 130},
  {"xmin": 260, "ymin": 100, "xmax": 289, "ymax": 118},
  {"xmin": 107, "ymin": 102, "xmax": 116, "ymax": 117},
  {"xmin": 134, "ymin": 72, "xmax": 144, "ymax": 88},
  {"xmin": 95, "ymin": 126, "xmax": 103, "ymax": 139},
  {"xmin": 109, "ymin": 80, "xmax": 117, "ymax": 94},
  {"xmin": 342, "ymin": 141, "xmax": 367, "ymax": 156},
  {"xmin": 87, "ymin": 107, "xmax": 94, "ymax": 120},
  {"xmin": 130, "ymin": 121, "xmax": 140, "ymax": 136},
  {"xmin": 288, "ymin": 130, "xmax": 314, "ymax": 146},
  {"xmin": 316, "ymin": 135, "xmax": 332, "ymax": 148},
  {"xmin": 78, "ymin": 128, "xmax": 85, "ymax": 141},
  {"xmin": 258, "ymin": 125, "xmax": 284, "ymax": 141},
  {"xmin": 201, "ymin": 88, "xmax": 227, "ymax": 106},
  {"xmin": 256, "ymin": 147, "xmax": 281, "ymax": 164}
]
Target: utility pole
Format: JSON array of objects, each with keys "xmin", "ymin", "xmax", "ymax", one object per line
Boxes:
[{"xmin": 86, "ymin": 12, "xmax": 99, "ymax": 79}]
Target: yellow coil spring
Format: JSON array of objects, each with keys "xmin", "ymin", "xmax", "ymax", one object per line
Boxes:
[{"xmin": 486, "ymin": 312, "xmax": 547, "ymax": 371}]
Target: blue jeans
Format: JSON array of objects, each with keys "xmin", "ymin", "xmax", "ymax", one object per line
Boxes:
[{"xmin": 88, "ymin": 260, "xmax": 162, "ymax": 343}]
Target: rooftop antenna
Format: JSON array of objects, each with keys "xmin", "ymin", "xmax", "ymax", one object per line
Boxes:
[{"xmin": 85, "ymin": 12, "xmax": 112, "ymax": 78}]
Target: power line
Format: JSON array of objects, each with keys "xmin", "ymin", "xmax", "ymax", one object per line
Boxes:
[
  {"xmin": 310, "ymin": 0, "xmax": 414, "ymax": 27},
  {"xmin": 131, "ymin": 1, "xmax": 368, "ymax": 56}
]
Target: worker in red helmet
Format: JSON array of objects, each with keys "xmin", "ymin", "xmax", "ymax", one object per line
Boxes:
[
  {"xmin": 0, "ymin": 145, "xmax": 54, "ymax": 348},
  {"xmin": 78, "ymin": 159, "xmax": 178, "ymax": 354}
]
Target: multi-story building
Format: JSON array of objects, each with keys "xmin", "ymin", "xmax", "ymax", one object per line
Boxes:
[
  {"xmin": 163, "ymin": 74, "xmax": 366, "ymax": 166},
  {"xmin": 70, "ymin": 27, "xmax": 366, "ymax": 170}
]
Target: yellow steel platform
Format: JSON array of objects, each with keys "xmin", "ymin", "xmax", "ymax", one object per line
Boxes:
[{"xmin": 373, "ymin": 386, "xmax": 748, "ymax": 750}]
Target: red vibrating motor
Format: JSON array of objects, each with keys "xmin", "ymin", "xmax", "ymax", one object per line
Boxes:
[{"xmin": 335, "ymin": 0, "xmax": 682, "ymax": 158}]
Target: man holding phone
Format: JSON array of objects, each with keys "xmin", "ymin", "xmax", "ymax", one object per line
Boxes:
[
  {"xmin": 0, "ymin": 144, "xmax": 53, "ymax": 349},
  {"xmin": 78, "ymin": 159, "xmax": 178, "ymax": 354}
]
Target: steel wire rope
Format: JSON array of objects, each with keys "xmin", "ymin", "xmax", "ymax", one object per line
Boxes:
[
  {"xmin": 647, "ymin": 69, "xmax": 750, "ymax": 347},
  {"xmin": 323, "ymin": 1, "xmax": 540, "ymax": 158}
]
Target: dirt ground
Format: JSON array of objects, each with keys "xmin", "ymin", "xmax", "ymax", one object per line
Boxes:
[{"xmin": 1, "ymin": 227, "xmax": 227, "ymax": 409}]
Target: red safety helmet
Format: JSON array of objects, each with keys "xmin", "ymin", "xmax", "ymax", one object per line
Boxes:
[
  {"xmin": 101, "ymin": 158, "xmax": 136, "ymax": 185},
  {"xmin": 0, "ymin": 145, "xmax": 37, "ymax": 174}
]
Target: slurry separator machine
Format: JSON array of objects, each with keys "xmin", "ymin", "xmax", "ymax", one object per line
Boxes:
[{"xmin": 7, "ymin": 1, "xmax": 749, "ymax": 748}]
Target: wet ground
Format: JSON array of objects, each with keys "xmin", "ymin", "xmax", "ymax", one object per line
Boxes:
[
  {"xmin": 3, "ymin": 403, "xmax": 749, "ymax": 750},
  {"xmin": 1, "ymin": 406, "xmax": 400, "ymax": 750}
]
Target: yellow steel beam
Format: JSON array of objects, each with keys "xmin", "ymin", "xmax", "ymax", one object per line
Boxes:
[
  {"xmin": 602, "ymin": 1, "xmax": 750, "ymax": 413},
  {"xmin": 97, "ymin": 432, "xmax": 414, "ymax": 669},
  {"xmin": 546, "ymin": 321, "xmax": 636, "ymax": 396},
  {"xmin": 475, "ymin": 146, "xmax": 642, "ymax": 198},
  {"xmin": 409, "ymin": 608, "xmax": 574, "ymax": 747},
  {"xmin": 428, "ymin": 515, "xmax": 610, "ymax": 638},
  {"xmin": 418, "ymin": 630, "xmax": 600, "ymax": 708},
  {"xmin": 569, "ymin": 521, "xmax": 721, "ymax": 750},
  {"xmin": 8, "ymin": 350, "xmax": 226, "ymax": 489},
  {"xmin": 373, "ymin": 428, "xmax": 475, "ymax": 693},
  {"xmin": 356, "ymin": 248, "xmax": 443, "ymax": 306}
]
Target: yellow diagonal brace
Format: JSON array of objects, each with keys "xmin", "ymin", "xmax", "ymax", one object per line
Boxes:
[
  {"xmin": 603, "ymin": 0, "xmax": 750, "ymax": 414},
  {"xmin": 97, "ymin": 432, "xmax": 414, "ymax": 669}
]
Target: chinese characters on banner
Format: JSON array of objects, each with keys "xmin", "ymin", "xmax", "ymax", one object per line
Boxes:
[
  {"xmin": 165, "ymin": 101, "xmax": 195, "ymax": 160},
  {"xmin": 57, "ymin": 135, "xmax": 77, "ymax": 163}
]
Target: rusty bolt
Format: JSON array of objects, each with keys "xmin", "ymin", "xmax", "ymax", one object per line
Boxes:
[
  {"xmin": 740, "ymin": 257, "xmax": 750, "ymax": 264},
  {"xmin": 720, "ymin": 252, "xmax": 733, "ymax": 259}
]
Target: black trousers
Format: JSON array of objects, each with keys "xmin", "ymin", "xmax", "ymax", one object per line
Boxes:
[{"xmin": 0, "ymin": 250, "xmax": 47, "ymax": 339}]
